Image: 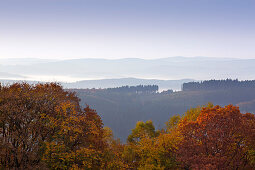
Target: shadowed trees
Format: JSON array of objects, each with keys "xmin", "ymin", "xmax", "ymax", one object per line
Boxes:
[
  {"xmin": 182, "ymin": 79, "xmax": 255, "ymax": 91},
  {"xmin": 107, "ymin": 85, "xmax": 159, "ymax": 93}
]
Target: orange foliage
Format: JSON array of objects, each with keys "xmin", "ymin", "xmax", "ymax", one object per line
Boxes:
[
  {"xmin": 177, "ymin": 105, "xmax": 255, "ymax": 169},
  {"xmin": 0, "ymin": 83, "xmax": 107, "ymax": 169}
]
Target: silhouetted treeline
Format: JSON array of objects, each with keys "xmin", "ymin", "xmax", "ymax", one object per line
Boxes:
[
  {"xmin": 68, "ymin": 85, "xmax": 160, "ymax": 95},
  {"xmin": 106, "ymin": 85, "xmax": 159, "ymax": 93},
  {"xmin": 161, "ymin": 89, "xmax": 174, "ymax": 94},
  {"xmin": 182, "ymin": 79, "xmax": 255, "ymax": 91}
]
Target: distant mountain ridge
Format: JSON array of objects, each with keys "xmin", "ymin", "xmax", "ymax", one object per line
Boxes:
[{"xmin": 1, "ymin": 57, "xmax": 255, "ymax": 82}]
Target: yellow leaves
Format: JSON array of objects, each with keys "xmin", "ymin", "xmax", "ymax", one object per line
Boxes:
[
  {"xmin": 43, "ymin": 141, "xmax": 105, "ymax": 169},
  {"xmin": 127, "ymin": 120, "xmax": 158, "ymax": 144},
  {"xmin": 124, "ymin": 128, "xmax": 179, "ymax": 169},
  {"xmin": 138, "ymin": 163, "xmax": 164, "ymax": 170},
  {"xmin": 41, "ymin": 102, "xmax": 107, "ymax": 169}
]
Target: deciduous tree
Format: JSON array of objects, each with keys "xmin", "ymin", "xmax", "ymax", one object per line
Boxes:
[
  {"xmin": 0, "ymin": 83, "xmax": 107, "ymax": 169},
  {"xmin": 177, "ymin": 105, "xmax": 255, "ymax": 169}
]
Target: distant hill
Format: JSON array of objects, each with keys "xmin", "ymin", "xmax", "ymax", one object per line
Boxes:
[
  {"xmin": 1, "ymin": 57, "xmax": 255, "ymax": 81},
  {"xmin": 63, "ymin": 78, "xmax": 194, "ymax": 91}
]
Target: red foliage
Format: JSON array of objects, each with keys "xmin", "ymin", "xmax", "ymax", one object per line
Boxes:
[{"xmin": 177, "ymin": 105, "xmax": 255, "ymax": 169}]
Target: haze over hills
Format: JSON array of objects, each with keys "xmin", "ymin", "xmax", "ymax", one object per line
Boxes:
[
  {"xmin": 1, "ymin": 56, "xmax": 255, "ymax": 86},
  {"xmin": 63, "ymin": 78, "xmax": 194, "ymax": 91}
]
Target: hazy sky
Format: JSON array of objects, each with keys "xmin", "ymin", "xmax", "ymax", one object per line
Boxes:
[{"xmin": 0, "ymin": 0, "xmax": 255, "ymax": 59}]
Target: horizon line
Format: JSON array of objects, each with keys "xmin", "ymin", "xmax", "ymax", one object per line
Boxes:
[{"xmin": 0, "ymin": 56, "xmax": 252, "ymax": 60}]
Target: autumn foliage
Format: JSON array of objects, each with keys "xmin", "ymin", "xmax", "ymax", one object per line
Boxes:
[
  {"xmin": 0, "ymin": 83, "xmax": 107, "ymax": 169},
  {"xmin": 0, "ymin": 82, "xmax": 254, "ymax": 169},
  {"xmin": 122, "ymin": 104, "xmax": 255, "ymax": 169},
  {"xmin": 177, "ymin": 105, "xmax": 255, "ymax": 169}
]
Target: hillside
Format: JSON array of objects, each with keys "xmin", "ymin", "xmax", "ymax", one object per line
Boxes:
[{"xmin": 72, "ymin": 82, "xmax": 255, "ymax": 141}]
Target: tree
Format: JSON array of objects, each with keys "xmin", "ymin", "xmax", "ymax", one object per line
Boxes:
[
  {"xmin": 0, "ymin": 83, "xmax": 107, "ymax": 169},
  {"xmin": 177, "ymin": 105, "xmax": 255, "ymax": 169},
  {"xmin": 165, "ymin": 103, "xmax": 213, "ymax": 132},
  {"xmin": 124, "ymin": 120, "xmax": 179, "ymax": 169},
  {"xmin": 127, "ymin": 120, "xmax": 159, "ymax": 143},
  {"xmin": 165, "ymin": 115, "xmax": 181, "ymax": 131},
  {"xmin": 0, "ymin": 83, "xmax": 80, "ymax": 168},
  {"xmin": 102, "ymin": 127, "xmax": 128, "ymax": 169},
  {"xmin": 43, "ymin": 104, "xmax": 107, "ymax": 169}
]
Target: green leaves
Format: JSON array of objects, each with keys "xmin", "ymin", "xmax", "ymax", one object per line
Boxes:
[{"xmin": 127, "ymin": 120, "xmax": 158, "ymax": 143}]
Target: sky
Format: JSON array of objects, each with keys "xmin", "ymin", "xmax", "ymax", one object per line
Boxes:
[{"xmin": 0, "ymin": 0, "xmax": 255, "ymax": 59}]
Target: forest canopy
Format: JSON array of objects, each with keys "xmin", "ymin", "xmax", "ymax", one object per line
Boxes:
[
  {"xmin": 0, "ymin": 83, "xmax": 107, "ymax": 169},
  {"xmin": 0, "ymin": 83, "xmax": 254, "ymax": 169}
]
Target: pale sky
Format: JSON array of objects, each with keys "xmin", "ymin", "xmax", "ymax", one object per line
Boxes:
[{"xmin": 0, "ymin": 0, "xmax": 255, "ymax": 59}]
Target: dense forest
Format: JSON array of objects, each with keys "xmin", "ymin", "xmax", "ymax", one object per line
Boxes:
[
  {"xmin": 106, "ymin": 85, "xmax": 159, "ymax": 93},
  {"xmin": 182, "ymin": 79, "xmax": 255, "ymax": 91},
  {"xmin": 0, "ymin": 83, "xmax": 254, "ymax": 169},
  {"xmin": 71, "ymin": 80, "xmax": 255, "ymax": 141}
]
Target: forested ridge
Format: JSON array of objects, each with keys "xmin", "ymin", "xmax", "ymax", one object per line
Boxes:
[
  {"xmin": 183, "ymin": 79, "xmax": 255, "ymax": 91},
  {"xmin": 0, "ymin": 82, "xmax": 255, "ymax": 169},
  {"xmin": 72, "ymin": 80, "xmax": 255, "ymax": 141}
]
